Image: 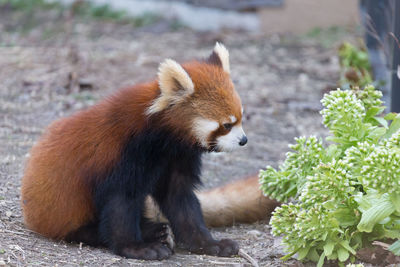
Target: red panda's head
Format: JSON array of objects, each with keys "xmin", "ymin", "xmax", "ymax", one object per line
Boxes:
[{"xmin": 147, "ymin": 43, "xmax": 247, "ymax": 152}]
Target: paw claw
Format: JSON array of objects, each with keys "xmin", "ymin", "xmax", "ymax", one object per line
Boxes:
[{"xmin": 142, "ymin": 223, "xmax": 175, "ymax": 250}]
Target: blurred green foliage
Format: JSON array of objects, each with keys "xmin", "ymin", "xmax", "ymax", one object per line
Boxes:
[
  {"xmin": 0, "ymin": 0, "xmax": 161, "ymax": 34},
  {"xmin": 305, "ymin": 26, "xmax": 355, "ymax": 48},
  {"xmin": 339, "ymin": 42, "xmax": 373, "ymax": 89},
  {"xmin": 0, "ymin": 0, "xmax": 60, "ymax": 10}
]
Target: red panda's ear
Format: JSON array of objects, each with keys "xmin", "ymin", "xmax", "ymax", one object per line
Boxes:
[
  {"xmin": 208, "ymin": 42, "xmax": 230, "ymax": 74},
  {"xmin": 146, "ymin": 59, "xmax": 194, "ymax": 115},
  {"xmin": 158, "ymin": 59, "xmax": 194, "ymax": 95}
]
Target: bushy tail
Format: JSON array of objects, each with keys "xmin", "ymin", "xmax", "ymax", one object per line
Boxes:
[
  {"xmin": 197, "ymin": 175, "xmax": 279, "ymax": 227},
  {"xmin": 145, "ymin": 175, "xmax": 279, "ymax": 227}
]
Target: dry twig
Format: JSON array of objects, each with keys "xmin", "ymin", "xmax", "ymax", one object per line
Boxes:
[
  {"xmin": 238, "ymin": 249, "xmax": 259, "ymax": 267},
  {"xmin": 372, "ymin": 241, "xmax": 390, "ymax": 250}
]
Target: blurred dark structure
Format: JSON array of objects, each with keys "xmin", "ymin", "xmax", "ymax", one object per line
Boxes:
[
  {"xmin": 360, "ymin": 0, "xmax": 399, "ymax": 112},
  {"xmin": 391, "ymin": 0, "xmax": 400, "ymax": 112}
]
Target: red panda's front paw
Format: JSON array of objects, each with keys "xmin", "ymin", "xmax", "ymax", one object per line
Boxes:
[
  {"xmin": 191, "ymin": 238, "xmax": 239, "ymax": 257},
  {"xmin": 142, "ymin": 223, "xmax": 175, "ymax": 250},
  {"xmin": 216, "ymin": 239, "xmax": 239, "ymax": 256},
  {"xmin": 120, "ymin": 242, "xmax": 173, "ymax": 260}
]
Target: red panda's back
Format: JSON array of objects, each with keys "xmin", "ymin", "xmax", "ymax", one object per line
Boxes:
[
  {"xmin": 21, "ymin": 116, "xmax": 100, "ymax": 239},
  {"xmin": 21, "ymin": 83, "xmax": 158, "ymax": 239}
]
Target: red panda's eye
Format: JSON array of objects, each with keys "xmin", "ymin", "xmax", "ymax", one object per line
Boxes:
[{"xmin": 223, "ymin": 123, "xmax": 233, "ymax": 130}]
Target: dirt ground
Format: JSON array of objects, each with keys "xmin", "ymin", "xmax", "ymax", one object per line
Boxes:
[{"xmin": 0, "ymin": 11, "xmax": 378, "ymax": 266}]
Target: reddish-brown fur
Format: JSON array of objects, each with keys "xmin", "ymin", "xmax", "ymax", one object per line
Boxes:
[
  {"xmin": 21, "ymin": 81, "xmax": 159, "ymax": 239},
  {"xmin": 21, "ymin": 60, "xmax": 275, "ymax": 241},
  {"xmin": 198, "ymin": 175, "xmax": 279, "ymax": 227}
]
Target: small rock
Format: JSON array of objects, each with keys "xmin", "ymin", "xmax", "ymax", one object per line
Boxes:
[
  {"xmin": 78, "ymin": 79, "xmax": 94, "ymax": 91},
  {"xmin": 298, "ymin": 73, "xmax": 309, "ymax": 85},
  {"xmin": 248, "ymin": 230, "xmax": 262, "ymax": 239},
  {"xmin": 5, "ymin": 211, "xmax": 12, "ymax": 218},
  {"xmin": 0, "ymin": 258, "xmax": 5, "ymax": 266}
]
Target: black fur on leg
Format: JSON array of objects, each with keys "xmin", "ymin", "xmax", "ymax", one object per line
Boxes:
[
  {"xmin": 95, "ymin": 194, "xmax": 174, "ymax": 260},
  {"xmin": 141, "ymin": 218, "xmax": 174, "ymax": 249},
  {"xmin": 91, "ymin": 129, "xmax": 194, "ymax": 259},
  {"xmin": 153, "ymin": 164, "xmax": 239, "ymax": 257},
  {"xmin": 64, "ymin": 222, "xmax": 102, "ymax": 247},
  {"xmin": 97, "ymin": 194, "xmax": 143, "ymax": 253},
  {"xmin": 90, "ymin": 127, "xmax": 236, "ymax": 259}
]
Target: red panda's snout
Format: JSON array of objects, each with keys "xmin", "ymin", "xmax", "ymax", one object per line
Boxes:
[
  {"xmin": 192, "ymin": 116, "xmax": 247, "ymax": 152},
  {"xmin": 215, "ymin": 124, "xmax": 247, "ymax": 151}
]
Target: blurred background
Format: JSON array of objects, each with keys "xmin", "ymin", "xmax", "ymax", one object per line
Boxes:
[
  {"xmin": 0, "ymin": 0, "xmax": 399, "ymax": 266},
  {"xmin": 0, "ymin": 0, "xmax": 398, "ymax": 108}
]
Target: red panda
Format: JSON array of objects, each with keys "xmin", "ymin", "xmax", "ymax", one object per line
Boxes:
[{"xmin": 21, "ymin": 43, "xmax": 278, "ymax": 260}]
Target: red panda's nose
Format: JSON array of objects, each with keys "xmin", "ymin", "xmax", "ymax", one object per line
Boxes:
[{"xmin": 239, "ymin": 136, "xmax": 248, "ymax": 146}]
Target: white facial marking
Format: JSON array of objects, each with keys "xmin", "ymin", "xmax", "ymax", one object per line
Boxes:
[
  {"xmin": 241, "ymin": 107, "xmax": 244, "ymax": 115},
  {"xmin": 229, "ymin": 115, "xmax": 237, "ymax": 124},
  {"xmin": 193, "ymin": 118, "xmax": 219, "ymax": 147},
  {"xmin": 216, "ymin": 124, "xmax": 246, "ymax": 152}
]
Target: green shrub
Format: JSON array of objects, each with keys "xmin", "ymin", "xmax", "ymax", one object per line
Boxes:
[{"xmin": 260, "ymin": 85, "xmax": 400, "ymax": 266}]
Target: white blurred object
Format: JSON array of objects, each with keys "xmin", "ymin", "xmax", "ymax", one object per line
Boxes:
[{"xmin": 51, "ymin": 0, "xmax": 260, "ymax": 32}]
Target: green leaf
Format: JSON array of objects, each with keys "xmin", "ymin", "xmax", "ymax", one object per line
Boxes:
[
  {"xmin": 333, "ymin": 208, "xmax": 359, "ymax": 227},
  {"xmin": 349, "ymin": 136, "xmax": 359, "ymax": 142},
  {"xmin": 373, "ymin": 117, "xmax": 388, "ymax": 128},
  {"xmin": 368, "ymin": 223, "xmax": 386, "ymax": 239},
  {"xmin": 326, "ymin": 136, "xmax": 347, "ymax": 144},
  {"xmin": 390, "ymin": 193, "xmax": 400, "ymax": 213},
  {"xmin": 308, "ymin": 247, "xmax": 320, "ymax": 262},
  {"xmin": 326, "ymin": 251, "xmax": 338, "ymax": 260},
  {"xmin": 284, "ymin": 182, "xmax": 298, "ymax": 196},
  {"xmin": 323, "ymin": 200, "xmax": 336, "ymax": 210},
  {"xmin": 384, "ymin": 112, "xmax": 397, "ymax": 120},
  {"xmin": 281, "ymin": 250, "xmax": 297, "ymax": 261},
  {"xmin": 389, "ymin": 240, "xmax": 400, "ymax": 256},
  {"xmin": 367, "ymin": 127, "xmax": 386, "ymax": 141},
  {"xmin": 383, "ymin": 114, "xmax": 400, "ymax": 139},
  {"xmin": 365, "ymin": 106, "xmax": 385, "ymax": 119},
  {"xmin": 323, "ymin": 241, "xmax": 335, "ymax": 256},
  {"xmin": 357, "ymin": 195, "xmax": 395, "ymax": 232},
  {"xmin": 383, "ymin": 229, "xmax": 400, "ymax": 239},
  {"xmin": 297, "ymin": 247, "xmax": 310, "ymax": 260},
  {"xmin": 317, "ymin": 252, "xmax": 326, "ymax": 267},
  {"xmin": 353, "ymin": 192, "xmax": 372, "ymax": 212},
  {"xmin": 379, "ymin": 216, "xmax": 391, "ymax": 224},
  {"xmin": 322, "ymin": 231, "xmax": 329, "ymax": 241},
  {"xmin": 337, "ymin": 247, "xmax": 350, "ymax": 262},
  {"xmin": 339, "ymin": 240, "xmax": 357, "ymax": 255},
  {"xmin": 325, "ymin": 144, "xmax": 339, "ymax": 160}
]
